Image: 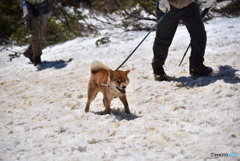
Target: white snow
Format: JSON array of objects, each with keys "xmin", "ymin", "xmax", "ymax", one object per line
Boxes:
[{"xmin": 0, "ymin": 13, "xmax": 240, "ymax": 161}]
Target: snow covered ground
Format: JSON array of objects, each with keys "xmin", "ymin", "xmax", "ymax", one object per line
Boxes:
[{"xmin": 0, "ymin": 13, "xmax": 240, "ymax": 161}]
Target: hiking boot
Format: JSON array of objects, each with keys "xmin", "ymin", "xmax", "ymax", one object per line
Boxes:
[
  {"xmin": 154, "ymin": 74, "xmax": 167, "ymax": 81},
  {"xmin": 153, "ymin": 65, "xmax": 167, "ymax": 81},
  {"xmin": 33, "ymin": 55, "xmax": 41, "ymax": 66},
  {"xmin": 23, "ymin": 47, "xmax": 34, "ymax": 63},
  {"xmin": 190, "ymin": 65, "xmax": 213, "ymax": 77}
]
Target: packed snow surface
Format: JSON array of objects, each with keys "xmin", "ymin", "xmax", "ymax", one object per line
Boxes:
[{"xmin": 0, "ymin": 15, "xmax": 240, "ymax": 161}]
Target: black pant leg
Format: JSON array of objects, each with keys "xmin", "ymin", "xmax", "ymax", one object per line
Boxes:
[
  {"xmin": 181, "ymin": 3, "xmax": 207, "ymax": 67},
  {"xmin": 152, "ymin": 6, "xmax": 182, "ymax": 74}
]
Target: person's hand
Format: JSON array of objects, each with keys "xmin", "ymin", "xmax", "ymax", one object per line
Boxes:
[
  {"xmin": 158, "ymin": 0, "xmax": 170, "ymax": 13},
  {"xmin": 199, "ymin": 0, "xmax": 217, "ymax": 9}
]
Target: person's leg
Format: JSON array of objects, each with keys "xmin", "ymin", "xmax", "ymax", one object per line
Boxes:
[
  {"xmin": 152, "ymin": 5, "xmax": 182, "ymax": 77},
  {"xmin": 24, "ymin": 12, "xmax": 35, "ymax": 63},
  {"xmin": 181, "ymin": 3, "xmax": 206, "ymax": 67},
  {"xmin": 181, "ymin": 3, "xmax": 212, "ymax": 76},
  {"xmin": 31, "ymin": 17, "xmax": 47, "ymax": 65}
]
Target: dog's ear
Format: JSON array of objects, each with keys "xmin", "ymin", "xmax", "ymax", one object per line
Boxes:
[
  {"xmin": 125, "ymin": 70, "xmax": 130, "ymax": 75},
  {"xmin": 108, "ymin": 70, "xmax": 114, "ymax": 79}
]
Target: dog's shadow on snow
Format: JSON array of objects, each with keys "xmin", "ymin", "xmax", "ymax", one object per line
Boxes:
[
  {"xmin": 37, "ymin": 58, "xmax": 73, "ymax": 71},
  {"xmin": 170, "ymin": 65, "xmax": 240, "ymax": 87},
  {"xmin": 93, "ymin": 109, "xmax": 139, "ymax": 121}
]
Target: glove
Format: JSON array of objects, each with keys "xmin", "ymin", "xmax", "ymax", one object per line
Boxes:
[
  {"xmin": 158, "ymin": 0, "xmax": 170, "ymax": 13},
  {"xmin": 198, "ymin": 0, "xmax": 217, "ymax": 9}
]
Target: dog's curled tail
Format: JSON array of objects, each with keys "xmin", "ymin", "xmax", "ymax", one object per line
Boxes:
[{"xmin": 91, "ymin": 61, "xmax": 110, "ymax": 74}]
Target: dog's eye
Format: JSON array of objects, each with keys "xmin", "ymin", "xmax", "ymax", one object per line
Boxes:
[{"xmin": 116, "ymin": 80, "xmax": 121, "ymax": 83}]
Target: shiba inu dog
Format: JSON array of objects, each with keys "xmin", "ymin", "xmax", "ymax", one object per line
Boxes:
[{"xmin": 85, "ymin": 61, "xmax": 130, "ymax": 114}]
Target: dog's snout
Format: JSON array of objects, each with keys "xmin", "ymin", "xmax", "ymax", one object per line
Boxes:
[{"xmin": 122, "ymin": 86, "xmax": 126, "ymax": 89}]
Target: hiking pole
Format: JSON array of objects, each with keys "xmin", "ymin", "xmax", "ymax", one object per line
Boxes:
[
  {"xmin": 179, "ymin": 7, "xmax": 210, "ymax": 66},
  {"xmin": 115, "ymin": 11, "xmax": 168, "ymax": 71}
]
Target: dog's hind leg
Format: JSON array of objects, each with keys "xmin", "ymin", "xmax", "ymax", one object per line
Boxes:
[
  {"xmin": 85, "ymin": 87, "xmax": 99, "ymax": 113},
  {"xmin": 119, "ymin": 95, "xmax": 130, "ymax": 114}
]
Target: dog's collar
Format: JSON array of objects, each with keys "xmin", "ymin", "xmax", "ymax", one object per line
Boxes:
[
  {"xmin": 101, "ymin": 74, "xmax": 119, "ymax": 93},
  {"xmin": 101, "ymin": 83, "xmax": 118, "ymax": 93}
]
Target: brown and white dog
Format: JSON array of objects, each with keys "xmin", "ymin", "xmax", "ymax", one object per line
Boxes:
[{"xmin": 85, "ymin": 61, "xmax": 130, "ymax": 114}]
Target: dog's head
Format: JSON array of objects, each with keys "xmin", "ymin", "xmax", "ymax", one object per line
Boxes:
[{"xmin": 108, "ymin": 70, "xmax": 130, "ymax": 94}]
